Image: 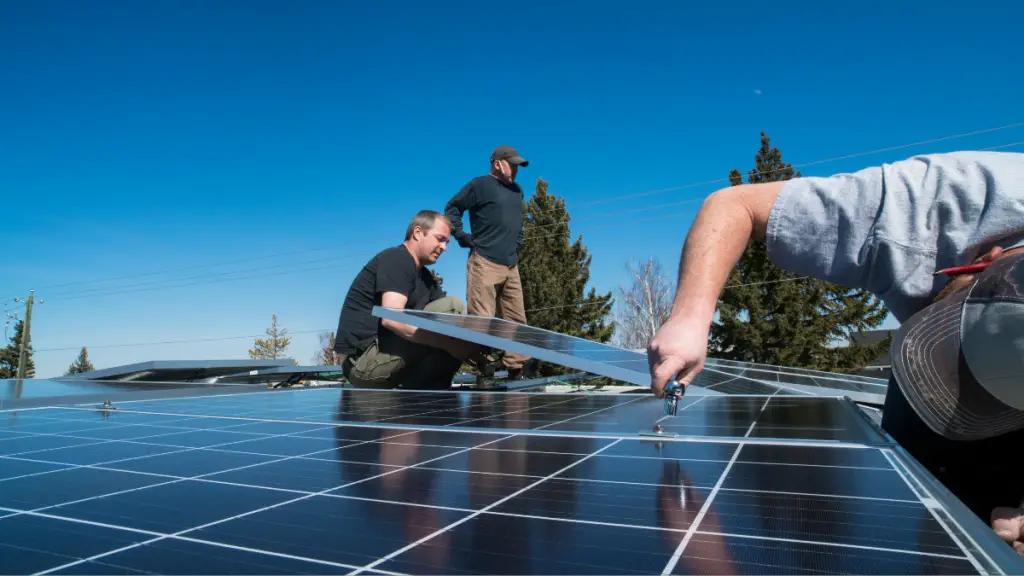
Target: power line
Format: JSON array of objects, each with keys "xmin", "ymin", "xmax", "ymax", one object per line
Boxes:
[
  {"xmin": 33, "ymin": 329, "xmax": 329, "ymax": 353},
  {"xmin": 530, "ymin": 121, "xmax": 1024, "ymax": 214},
  {"xmin": 44, "ymin": 252, "xmax": 372, "ymax": 300},
  {"xmin": 34, "ymin": 275, "xmax": 831, "ymax": 353},
  {"xmin": 35, "ymin": 136, "xmax": 1024, "ymax": 303},
  {"xmin": 28, "ymin": 135, "xmax": 1024, "ymax": 355},
  {"xmin": 8, "ymin": 122, "xmax": 1020, "ymax": 302}
]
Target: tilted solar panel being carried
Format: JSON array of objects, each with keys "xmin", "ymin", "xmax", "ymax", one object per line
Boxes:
[
  {"xmin": 0, "ymin": 385, "xmax": 1020, "ymax": 575},
  {"xmin": 371, "ymin": 307, "xmax": 655, "ymax": 386},
  {"xmin": 371, "ymin": 307, "xmax": 880, "ymax": 399}
]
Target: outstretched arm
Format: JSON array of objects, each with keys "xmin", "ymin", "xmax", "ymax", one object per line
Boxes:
[
  {"xmin": 380, "ymin": 291, "xmax": 475, "ymax": 360},
  {"xmin": 647, "ymin": 182, "xmax": 785, "ymax": 397}
]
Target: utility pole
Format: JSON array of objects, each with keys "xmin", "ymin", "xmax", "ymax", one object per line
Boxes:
[{"xmin": 14, "ymin": 290, "xmax": 42, "ymax": 380}]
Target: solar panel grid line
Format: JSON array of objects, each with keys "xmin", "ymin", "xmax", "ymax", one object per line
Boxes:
[
  {"xmin": 0, "ymin": 416, "xmax": 342, "ymax": 464},
  {"xmin": 0, "ymin": 418, "xmax": 428, "ymax": 514},
  {"xmin": 4, "ymin": 434, "xmax": 925, "ymax": 506},
  {"xmin": 62, "ymin": 383, "xmax": 327, "ymax": 406},
  {"xmin": 0, "ymin": 405, "xmax": 53, "ymax": 414},
  {"xmin": 414, "ymin": 508, "xmax": 979, "ymax": 564},
  {"xmin": 708, "ymin": 363, "xmax": 883, "ymax": 389},
  {"xmin": 687, "ymin": 529, "xmax": 973, "ymax": 562},
  {"xmin": 28, "ymin": 430, "xmax": 523, "ymax": 576},
  {"xmin": 12, "ymin": 505, "xmax": 387, "ymax": 576},
  {"xmin": 1, "ymin": 412, "xmax": 332, "ymax": 448},
  {"xmin": 705, "ymin": 357, "xmax": 889, "ymax": 384},
  {"xmin": 7, "ymin": 442, "xmax": 950, "ymax": 558},
  {"xmin": 660, "ymin": 394, "xmax": 773, "ymax": 574},
  {"xmin": 880, "ymin": 449, "xmax": 996, "ymax": 575},
  {"xmin": 358, "ymin": 397, "xmax": 523, "ymax": 424},
  {"xmin": 0, "ymin": 426, "xmax": 429, "ymax": 525},
  {"xmin": 532, "ymin": 393, "xmax": 651, "ymax": 430},
  {"xmin": 349, "ymin": 438, "xmax": 625, "ymax": 576},
  {"xmin": 4, "ymin": 463, "xmax": 977, "ymax": 572},
  {"xmin": 662, "ymin": 442, "xmax": 745, "ymax": 575},
  {"xmin": 435, "ymin": 395, "xmax": 595, "ymax": 428},
  {"xmin": 17, "ymin": 404, "xmax": 848, "ymax": 448}
]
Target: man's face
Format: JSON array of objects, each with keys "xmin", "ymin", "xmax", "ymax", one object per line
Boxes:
[
  {"xmin": 413, "ymin": 221, "xmax": 450, "ymax": 265},
  {"xmin": 493, "ymin": 159, "xmax": 517, "ymax": 183}
]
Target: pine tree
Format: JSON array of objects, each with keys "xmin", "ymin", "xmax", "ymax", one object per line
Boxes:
[
  {"xmin": 65, "ymin": 347, "xmax": 96, "ymax": 375},
  {"xmin": 518, "ymin": 178, "xmax": 615, "ymax": 375},
  {"xmin": 0, "ymin": 320, "xmax": 34, "ymax": 379},
  {"xmin": 708, "ymin": 132, "xmax": 890, "ymax": 372},
  {"xmin": 249, "ymin": 314, "xmax": 292, "ymax": 360}
]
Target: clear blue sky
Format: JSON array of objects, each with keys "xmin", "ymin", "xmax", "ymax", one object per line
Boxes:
[{"xmin": 2, "ymin": 1, "xmax": 1022, "ymax": 378}]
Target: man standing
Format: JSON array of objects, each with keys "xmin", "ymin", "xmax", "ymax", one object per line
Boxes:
[
  {"xmin": 445, "ymin": 145, "xmax": 532, "ymax": 379},
  {"xmin": 334, "ymin": 210, "xmax": 478, "ymax": 389},
  {"xmin": 647, "ymin": 151, "xmax": 1024, "ymax": 555}
]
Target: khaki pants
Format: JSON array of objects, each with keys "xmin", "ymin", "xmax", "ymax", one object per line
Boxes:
[
  {"xmin": 466, "ymin": 251, "xmax": 530, "ymax": 370},
  {"xmin": 344, "ymin": 296, "xmax": 466, "ymax": 390}
]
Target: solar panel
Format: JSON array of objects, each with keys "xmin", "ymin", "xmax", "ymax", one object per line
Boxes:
[
  {"xmin": 370, "ymin": 308, "xmax": 887, "ymax": 402},
  {"xmin": 372, "ymin": 307, "xmax": 655, "ymax": 386},
  {"xmin": 1, "ymin": 385, "xmax": 1019, "ymax": 575},
  {"xmin": 68, "ymin": 359, "xmax": 296, "ymax": 383},
  {"xmin": 211, "ymin": 365, "xmax": 346, "ymax": 386},
  {"xmin": 0, "ymin": 378, "xmax": 254, "ymax": 409}
]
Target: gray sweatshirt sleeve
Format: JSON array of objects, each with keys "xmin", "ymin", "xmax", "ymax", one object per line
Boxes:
[{"xmin": 764, "ymin": 151, "xmax": 1024, "ymax": 322}]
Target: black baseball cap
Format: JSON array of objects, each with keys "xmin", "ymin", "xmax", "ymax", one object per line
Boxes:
[
  {"xmin": 491, "ymin": 145, "xmax": 529, "ymax": 167},
  {"xmin": 890, "ymin": 251, "xmax": 1024, "ymax": 441}
]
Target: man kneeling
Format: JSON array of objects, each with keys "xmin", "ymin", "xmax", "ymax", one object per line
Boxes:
[{"xmin": 334, "ymin": 210, "xmax": 478, "ymax": 389}]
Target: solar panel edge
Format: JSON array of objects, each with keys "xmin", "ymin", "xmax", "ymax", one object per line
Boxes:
[{"xmin": 884, "ymin": 446, "xmax": 1024, "ymax": 575}]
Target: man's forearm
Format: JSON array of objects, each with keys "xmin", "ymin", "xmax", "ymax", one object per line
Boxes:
[
  {"xmin": 670, "ymin": 188, "xmax": 760, "ymax": 327},
  {"xmin": 382, "ymin": 318, "xmax": 465, "ymax": 354}
]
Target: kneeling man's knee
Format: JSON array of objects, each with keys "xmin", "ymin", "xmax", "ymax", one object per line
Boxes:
[{"xmin": 426, "ymin": 296, "xmax": 465, "ymax": 315}]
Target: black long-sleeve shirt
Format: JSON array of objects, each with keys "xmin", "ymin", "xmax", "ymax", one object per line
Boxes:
[{"xmin": 444, "ymin": 175, "xmax": 525, "ymax": 267}]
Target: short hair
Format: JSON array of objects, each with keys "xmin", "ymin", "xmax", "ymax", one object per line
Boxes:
[{"xmin": 405, "ymin": 210, "xmax": 450, "ymax": 240}]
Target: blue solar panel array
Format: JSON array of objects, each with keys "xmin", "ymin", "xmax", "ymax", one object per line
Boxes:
[{"xmin": 1, "ymin": 384, "xmax": 1020, "ymax": 575}]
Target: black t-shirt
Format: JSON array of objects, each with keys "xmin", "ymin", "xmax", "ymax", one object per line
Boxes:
[{"xmin": 334, "ymin": 245, "xmax": 445, "ymax": 355}]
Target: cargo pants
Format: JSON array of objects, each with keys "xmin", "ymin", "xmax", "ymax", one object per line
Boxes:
[
  {"xmin": 343, "ymin": 296, "xmax": 466, "ymax": 390},
  {"xmin": 466, "ymin": 251, "xmax": 530, "ymax": 371}
]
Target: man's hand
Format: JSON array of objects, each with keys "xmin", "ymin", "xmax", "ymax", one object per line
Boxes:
[
  {"xmin": 647, "ymin": 316, "xmax": 710, "ymax": 398},
  {"xmin": 992, "ymin": 506, "xmax": 1024, "ymax": 556}
]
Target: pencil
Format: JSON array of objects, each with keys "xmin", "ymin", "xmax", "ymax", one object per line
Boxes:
[{"xmin": 933, "ymin": 262, "xmax": 992, "ymax": 276}]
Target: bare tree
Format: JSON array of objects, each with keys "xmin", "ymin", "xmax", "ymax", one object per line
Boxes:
[
  {"xmin": 313, "ymin": 331, "xmax": 346, "ymax": 366},
  {"xmin": 615, "ymin": 257, "xmax": 674, "ymax": 349}
]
